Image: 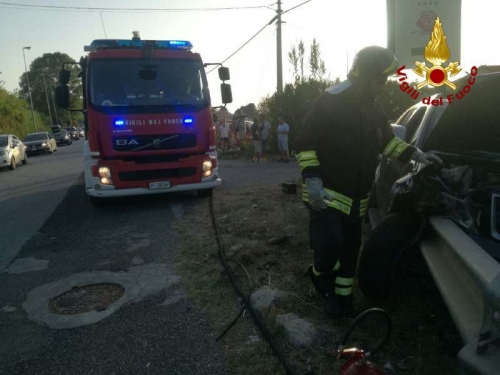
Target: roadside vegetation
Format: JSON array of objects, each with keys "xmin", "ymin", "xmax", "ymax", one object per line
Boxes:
[
  {"xmin": 174, "ymin": 184, "xmax": 462, "ymax": 374},
  {"xmin": 0, "ymin": 87, "xmax": 49, "ymax": 139}
]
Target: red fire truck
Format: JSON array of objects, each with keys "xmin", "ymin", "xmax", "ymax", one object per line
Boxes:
[{"xmin": 55, "ymin": 32, "xmax": 232, "ymax": 206}]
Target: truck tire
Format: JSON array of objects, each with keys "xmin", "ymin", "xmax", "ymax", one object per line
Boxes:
[
  {"xmin": 198, "ymin": 188, "xmax": 213, "ymax": 198},
  {"xmin": 358, "ymin": 212, "xmax": 423, "ymax": 301},
  {"xmin": 90, "ymin": 196, "xmax": 110, "ymax": 207}
]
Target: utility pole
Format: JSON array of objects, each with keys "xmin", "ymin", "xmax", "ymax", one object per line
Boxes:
[
  {"xmin": 42, "ymin": 72, "xmax": 53, "ymax": 125},
  {"xmin": 49, "ymin": 81, "xmax": 59, "ymax": 124},
  {"xmin": 276, "ymin": 0, "xmax": 283, "ymax": 94},
  {"xmin": 22, "ymin": 46, "xmax": 37, "ymax": 132}
]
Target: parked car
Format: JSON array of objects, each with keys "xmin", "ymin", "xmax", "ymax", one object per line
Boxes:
[
  {"xmin": 23, "ymin": 132, "xmax": 57, "ymax": 155},
  {"xmin": 0, "ymin": 134, "xmax": 27, "ymax": 170},
  {"xmin": 51, "ymin": 126, "xmax": 72, "ymax": 145},
  {"xmin": 360, "ymin": 72, "xmax": 500, "ymax": 375},
  {"xmin": 65, "ymin": 127, "xmax": 80, "ymax": 140}
]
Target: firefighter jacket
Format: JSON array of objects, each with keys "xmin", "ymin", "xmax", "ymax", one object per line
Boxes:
[{"xmin": 295, "ymin": 81, "xmax": 416, "ymax": 218}]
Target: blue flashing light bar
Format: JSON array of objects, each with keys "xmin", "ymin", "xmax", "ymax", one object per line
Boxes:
[
  {"xmin": 115, "ymin": 120, "xmax": 125, "ymax": 126},
  {"xmin": 183, "ymin": 117, "xmax": 194, "ymax": 124},
  {"xmin": 88, "ymin": 39, "xmax": 193, "ymax": 51}
]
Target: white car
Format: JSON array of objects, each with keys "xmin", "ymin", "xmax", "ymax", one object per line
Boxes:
[{"xmin": 0, "ymin": 134, "xmax": 28, "ymax": 170}]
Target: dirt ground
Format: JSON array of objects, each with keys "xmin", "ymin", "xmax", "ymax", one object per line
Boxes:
[{"xmin": 172, "ymin": 158, "xmax": 462, "ymax": 375}]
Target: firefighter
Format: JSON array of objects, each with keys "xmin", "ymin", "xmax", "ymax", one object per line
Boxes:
[{"xmin": 295, "ymin": 46, "xmax": 442, "ymax": 319}]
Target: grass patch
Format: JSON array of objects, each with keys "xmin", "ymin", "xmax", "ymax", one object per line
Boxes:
[{"xmin": 173, "ymin": 185, "xmax": 461, "ymax": 374}]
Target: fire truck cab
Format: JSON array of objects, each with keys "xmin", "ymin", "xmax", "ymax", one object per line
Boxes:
[{"xmin": 55, "ymin": 32, "xmax": 232, "ymax": 206}]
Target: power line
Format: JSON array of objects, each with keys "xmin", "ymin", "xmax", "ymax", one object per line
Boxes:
[
  {"xmin": 206, "ymin": 0, "xmax": 313, "ymax": 77},
  {"xmin": 99, "ymin": 13, "xmax": 107, "ymax": 38},
  {"xmin": 207, "ymin": 19, "xmax": 276, "ymax": 74},
  {"xmin": 282, "ymin": 0, "xmax": 313, "ymax": 15},
  {"xmin": 0, "ymin": 2, "xmax": 272, "ymax": 13}
]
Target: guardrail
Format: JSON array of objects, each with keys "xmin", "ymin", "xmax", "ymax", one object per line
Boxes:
[{"xmin": 420, "ymin": 216, "xmax": 500, "ymax": 375}]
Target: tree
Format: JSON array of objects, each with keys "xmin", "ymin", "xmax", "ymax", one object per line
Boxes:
[
  {"xmin": 0, "ymin": 87, "xmax": 49, "ymax": 138},
  {"xmin": 309, "ymin": 39, "xmax": 327, "ymax": 80},
  {"xmin": 259, "ymin": 40, "xmax": 335, "ymax": 152},
  {"xmin": 19, "ymin": 52, "xmax": 83, "ymax": 126},
  {"xmin": 259, "ymin": 77, "xmax": 336, "ymax": 152},
  {"xmin": 0, "ymin": 72, "xmax": 4, "ymax": 88},
  {"xmin": 288, "ymin": 41, "xmax": 306, "ymax": 82},
  {"xmin": 233, "ymin": 103, "xmax": 257, "ymax": 118}
]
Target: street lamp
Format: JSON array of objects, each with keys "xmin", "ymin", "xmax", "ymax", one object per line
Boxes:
[{"xmin": 22, "ymin": 46, "xmax": 37, "ymax": 132}]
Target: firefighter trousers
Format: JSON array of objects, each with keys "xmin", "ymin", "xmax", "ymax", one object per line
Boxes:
[{"xmin": 308, "ymin": 206, "xmax": 362, "ymax": 297}]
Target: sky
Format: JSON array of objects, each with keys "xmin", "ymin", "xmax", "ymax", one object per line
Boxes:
[{"xmin": 1, "ymin": 0, "xmax": 499, "ymax": 112}]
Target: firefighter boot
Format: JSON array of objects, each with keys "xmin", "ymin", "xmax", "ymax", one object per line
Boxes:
[{"xmin": 307, "ymin": 265, "xmax": 342, "ymax": 319}]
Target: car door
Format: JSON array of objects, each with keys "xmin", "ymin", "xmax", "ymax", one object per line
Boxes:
[
  {"xmin": 10, "ymin": 136, "xmax": 21, "ymax": 162},
  {"xmin": 13, "ymin": 136, "xmax": 24, "ymax": 161},
  {"xmin": 374, "ymin": 105, "xmax": 428, "ymax": 217},
  {"xmin": 49, "ymin": 134, "xmax": 56, "ymax": 149}
]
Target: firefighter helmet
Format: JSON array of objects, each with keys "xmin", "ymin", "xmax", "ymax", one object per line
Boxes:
[{"xmin": 348, "ymin": 46, "xmax": 399, "ymax": 83}]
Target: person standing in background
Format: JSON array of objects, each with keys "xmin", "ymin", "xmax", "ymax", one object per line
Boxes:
[
  {"xmin": 259, "ymin": 113, "xmax": 271, "ymax": 163},
  {"xmin": 218, "ymin": 121, "xmax": 229, "ymax": 152},
  {"xmin": 251, "ymin": 117, "xmax": 262, "ymax": 163},
  {"xmin": 276, "ymin": 116, "xmax": 290, "ymax": 163}
]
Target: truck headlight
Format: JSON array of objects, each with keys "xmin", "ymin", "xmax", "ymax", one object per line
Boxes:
[
  {"xmin": 98, "ymin": 167, "xmax": 111, "ymax": 178},
  {"xmin": 202, "ymin": 160, "xmax": 212, "ymax": 172},
  {"xmin": 100, "ymin": 177, "xmax": 112, "ymax": 185}
]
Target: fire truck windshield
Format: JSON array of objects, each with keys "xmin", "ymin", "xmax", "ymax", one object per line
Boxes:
[{"xmin": 89, "ymin": 59, "xmax": 209, "ymax": 113}]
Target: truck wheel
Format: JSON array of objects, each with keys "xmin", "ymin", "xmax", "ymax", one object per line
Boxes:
[
  {"xmin": 90, "ymin": 196, "xmax": 110, "ymax": 207},
  {"xmin": 358, "ymin": 212, "xmax": 423, "ymax": 301},
  {"xmin": 198, "ymin": 188, "xmax": 213, "ymax": 198}
]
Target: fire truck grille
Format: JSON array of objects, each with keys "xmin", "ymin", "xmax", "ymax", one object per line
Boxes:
[
  {"xmin": 113, "ymin": 134, "xmax": 197, "ymax": 152},
  {"xmin": 119, "ymin": 167, "xmax": 196, "ymax": 181}
]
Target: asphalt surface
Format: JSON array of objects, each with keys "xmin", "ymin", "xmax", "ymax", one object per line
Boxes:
[
  {"xmin": 219, "ymin": 158, "xmax": 301, "ymax": 190},
  {"xmin": 0, "ymin": 142, "xmax": 228, "ymax": 374},
  {"xmin": 0, "ymin": 141, "xmax": 83, "ymax": 270}
]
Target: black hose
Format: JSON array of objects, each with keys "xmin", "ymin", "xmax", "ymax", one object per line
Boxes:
[
  {"xmin": 339, "ymin": 308, "xmax": 392, "ymax": 358},
  {"xmin": 209, "ymin": 196, "xmax": 297, "ymax": 375}
]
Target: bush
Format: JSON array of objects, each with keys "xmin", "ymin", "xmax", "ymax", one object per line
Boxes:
[{"xmin": 0, "ymin": 88, "xmax": 50, "ymax": 138}]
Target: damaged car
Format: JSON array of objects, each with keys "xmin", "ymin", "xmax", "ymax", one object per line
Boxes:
[{"xmin": 359, "ymin": 72, "xmax": 500, "ymax": 375}]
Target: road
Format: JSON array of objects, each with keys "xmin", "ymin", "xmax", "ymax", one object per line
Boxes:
[
  {"xmin": 0, "ymin": 142, "xmax": 83, "ymax": 270},
  {"xmin": 0, "ymin": 142, "xmax": 228, "ymax": 374}
]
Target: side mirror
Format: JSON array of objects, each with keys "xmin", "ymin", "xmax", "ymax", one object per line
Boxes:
[
  {"xmin": 391, "ymin": 124, "xmax": 407, "ymax": 142},
  {"xmin": 55, "ymin": 85, "xmax": 70, "ymax": 108},
  {"xmin": 60, "ymin": 69, "xmax": 71, "ymax": 85},
  {"xmin": 218, "ymin": 67, "xmax": 230, "ymax": 81},
  {"xmin": 221, "ymin": 83, "xmax": 233, "ymax": 104}
]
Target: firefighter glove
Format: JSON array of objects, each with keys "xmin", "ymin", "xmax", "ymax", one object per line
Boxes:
[
  {"xmin": 305, "ymin": 177, "xmax": 333, "ymax": 211},
  {"xmin": 411, "ymin": 149, "xmax": 443, "ymax": 166}
]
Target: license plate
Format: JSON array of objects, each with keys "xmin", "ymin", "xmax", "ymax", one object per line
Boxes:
[
  {"xmin": 149, "ymin": 181, "xmax": 171, "ymax": 190},
  {"xmin": 31, "ymin": 146, "xmax": 37, "ymax": 150}
]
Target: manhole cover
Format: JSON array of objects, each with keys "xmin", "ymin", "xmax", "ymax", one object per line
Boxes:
[{"xmin": 48, "ymin": 283, "xmax": 125, "ymax": 315}]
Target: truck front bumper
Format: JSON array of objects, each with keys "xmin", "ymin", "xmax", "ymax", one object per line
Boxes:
[{"xmin": 86, "ymin": 168, "xmax": 221, "ymax": 198}]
